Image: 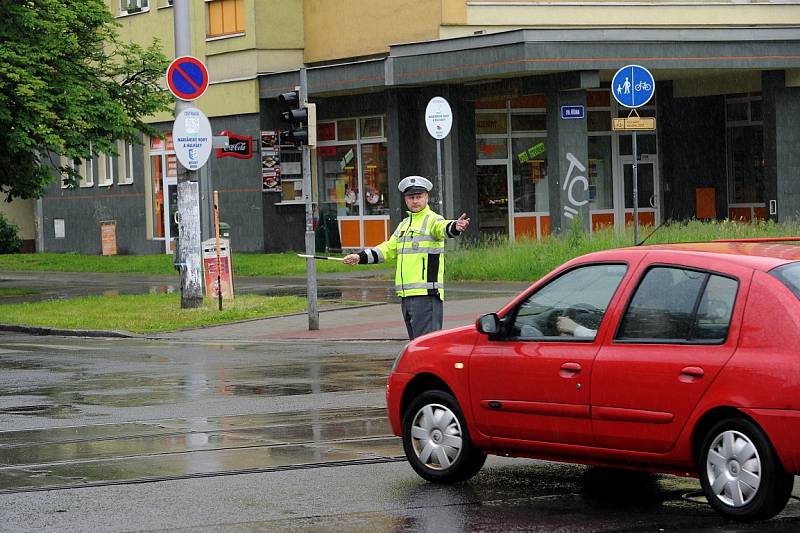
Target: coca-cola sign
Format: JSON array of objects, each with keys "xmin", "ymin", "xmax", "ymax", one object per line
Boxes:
[{"xmin": 216, "ymin": 131, "xmax": 253, "ymax": 159}]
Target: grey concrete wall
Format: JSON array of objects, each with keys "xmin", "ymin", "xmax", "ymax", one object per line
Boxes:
[
  {"xmin": 206, "ymin": 114, "xmax": 264, "ymax": 252},
  {"xmin": 41, "ymin": 136, "xmax": 162, "ymax": 255},
  {"xmin": 658, "ymin": 83, "xmax": 727, "ymax": 221},
  {"xmin": 763, "ymin": 71, "xmax": 800, "ymax": 221},
  {"xmin": 41, "ymin": 113, "xmax": 262, "ymax": 255}
]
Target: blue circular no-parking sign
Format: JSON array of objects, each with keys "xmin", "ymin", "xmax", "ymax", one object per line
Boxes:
[
  {"xmin": 611, "ymin": 65, "xmax": 655, "ymax": 109},
  {"xmin": 166, "ymin": 56, "xmax": 209, "ymax": 101}
]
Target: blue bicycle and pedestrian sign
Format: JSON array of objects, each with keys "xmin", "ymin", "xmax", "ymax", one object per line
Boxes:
[
  {"xmin": 166, "ymin": 56, "xmax": 209, "ymax": 102},
  {"xmin": 611, "ymin": 65, "xmax": 655, "ymax": 109}
]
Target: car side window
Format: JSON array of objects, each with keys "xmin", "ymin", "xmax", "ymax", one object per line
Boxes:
[
  {"xmin": 690, "ymin": 275, "xmax": 737, "ymax": 341},
  {"xmin": 616, "ymin": 267, "xmax": 737, "ymax": 343},
  {"xmin": 509, "ymin": 264, "xmax": 627, "ymax": 341}
]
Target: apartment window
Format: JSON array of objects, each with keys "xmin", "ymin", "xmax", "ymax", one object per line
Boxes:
[
  {"xmin": 207, "ymin": 0, "xmax": 245, "ymax": 38},
  {"xmin": 117, "ymin": 140, "xmax": 135, "ymax": 185},
  {"xmin": 78, "ymin": 150, "xmax": 94, "ymax": 188},
  {"xmin": 98, "ymin": 154, "xmax": 114, "ymax": 187},
  {"xmin": 120, "ymin": 0, "xmax": 149, "ymax": 14}
]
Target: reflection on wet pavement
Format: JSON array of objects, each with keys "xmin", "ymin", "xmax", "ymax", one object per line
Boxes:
[{"xmin": 0, "ymin": 407, "xmax": 401, "ymax": 491}]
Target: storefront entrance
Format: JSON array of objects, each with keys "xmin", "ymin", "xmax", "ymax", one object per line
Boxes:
[
  {"xmin": 149, "ymin": 135, "xmax": 178, "ymax": 254},
  {"xmin": 621, "ymin": 156, "xmax": 659, "ymax": 228}
]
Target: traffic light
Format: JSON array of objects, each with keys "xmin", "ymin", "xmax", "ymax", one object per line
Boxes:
[{"xmin": 278, "ymin": 90, "xmax": 316, "ymax": 146}]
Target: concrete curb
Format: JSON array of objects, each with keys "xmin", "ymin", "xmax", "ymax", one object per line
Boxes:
[{"xmin": 0, "ymin": 323, "xmax": 136, "ymax": 338}]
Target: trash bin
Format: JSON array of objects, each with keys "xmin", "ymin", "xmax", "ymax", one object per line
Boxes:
[{"xmin": 218, "ymin": 222, "xmax": 230, "ymax": 240}]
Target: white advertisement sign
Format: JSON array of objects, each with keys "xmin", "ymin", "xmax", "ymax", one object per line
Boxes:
[
  {"xmin": 425, "ymin": 96, "xmax": 453, "ymax": 140},
  {"xmin": 172, "ymin": 107, "xmax": 212, "ymax": 171}
]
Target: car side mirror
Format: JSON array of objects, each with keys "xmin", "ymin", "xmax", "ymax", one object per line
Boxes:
[{"xmin": 476, "ymin": 313, "xmax": 501, "ymax": 335}]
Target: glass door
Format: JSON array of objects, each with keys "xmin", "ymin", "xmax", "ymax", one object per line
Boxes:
[
  {"xmin": 621, "ymin": 157, "xmax": 658, "ymax": 228},
  {"xmin": 476, "ymin": 164, "xmax": 509, "ymax": 236}
]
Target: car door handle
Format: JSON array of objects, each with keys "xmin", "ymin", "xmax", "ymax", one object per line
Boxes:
[
  {"xmin": 680, "ymin": 366, "xmax": 704, "ymax": 381},
  {"xmin": 560, "ymin": 362, "xmax": 582, "ymax": 377}
]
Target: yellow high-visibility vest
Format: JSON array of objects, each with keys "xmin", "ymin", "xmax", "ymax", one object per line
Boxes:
[{"xmin": 361, "ymin": 205, "xmax": 461, "ymax": 299}]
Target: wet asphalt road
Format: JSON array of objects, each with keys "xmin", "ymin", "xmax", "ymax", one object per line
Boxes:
[{"xmin": 1, "ymin": 332, "xmax": 800, "ymax": 531}]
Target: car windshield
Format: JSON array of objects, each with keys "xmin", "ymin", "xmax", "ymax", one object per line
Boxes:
[{"xmin": 770, "ymin": 262, "xmax": 800, "ymax": 300}]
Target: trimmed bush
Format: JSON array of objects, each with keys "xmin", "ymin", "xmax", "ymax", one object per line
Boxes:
[{"xmin": 0, "ymin": 212, "xmax": 22, "ymax": 254}]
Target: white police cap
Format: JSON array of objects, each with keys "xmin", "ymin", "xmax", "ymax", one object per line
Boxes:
[{"xmin": 398, "ymin": 175, "xmax": 433, "ymax": 195}]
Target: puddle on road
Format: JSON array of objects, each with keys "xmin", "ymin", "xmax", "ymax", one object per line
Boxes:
[
  {"xmin": 0, "ymin": 348, "xmax": 394, "ymax": 415},
  {"xmin": 0, "ymin": 407, "xmax": 399, "ymax": 492}
]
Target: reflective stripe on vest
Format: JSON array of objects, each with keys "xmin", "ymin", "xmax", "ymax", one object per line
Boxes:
[
  {"xmin": 395, "ymin": 281, "xmax": 443, "ymax": 291},
  {"xmin": 398, "ymin": 247, "xmax": 445, "ymax": 255}
]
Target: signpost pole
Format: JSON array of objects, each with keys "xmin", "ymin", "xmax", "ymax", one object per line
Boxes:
[
  {"xmin": 213, "ymin": 191, "xmax": 222, "ymax": 311},
  {"xmin": 632, "ymin": 131, "xmax": 639, "ymax": 245},
  {"xmin": 436, "ymin": 139, "xmax": 444, "ymax": 213},
  {"xmin": 172, "ymin": 0, "xmax": 203, "ymax": 309},
  {"xmin": 300, "ymin": 68, "xmax": 319, "ymax": 330}
]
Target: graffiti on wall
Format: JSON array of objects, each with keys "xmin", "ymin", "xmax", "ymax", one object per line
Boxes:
[{"xmin": 562, "ymin": 152, "xmax": 588, "ymax": 220}]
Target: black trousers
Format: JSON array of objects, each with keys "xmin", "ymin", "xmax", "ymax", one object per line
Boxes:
[{"xmin": 400, "ymin": 295, "xmax": 443, "ymax": 340}]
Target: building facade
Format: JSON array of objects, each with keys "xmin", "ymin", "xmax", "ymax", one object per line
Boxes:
[{"xmin": 30, "ymin": 0, "xmax": 800, "ymax": 254}]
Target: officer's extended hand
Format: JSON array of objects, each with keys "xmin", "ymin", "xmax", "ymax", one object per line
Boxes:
[
  {"xmin": 343, "ymin": 253, "xmax": 360, "ymax": 265},
  {"xmin": 455, "ymin": 213, "xmax": 470, "ymax": 232}
]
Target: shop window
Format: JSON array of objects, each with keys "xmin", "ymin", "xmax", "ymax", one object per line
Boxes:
[
  {"xmin": 361, "ymin": 143, "xmax": 388, "ymax": 215},
  {"xmin": 207, "ymin": 0, "xmax": 244, "ymax": 38},
  {"xmin": 587, "ymin": 111, "xmax": 610, "ymax": 132},
  {"xmin": 512, "ymin": 137, "xmax": 548, "ymax": 213},
  {"xmin": 511, "ymin": 113, "xmax": 546, "ymax": 133},
  {"xmin": 360, "ymin": 117, "xmax": 383, "ymax": 139},
  {"xmin": 476, "ymin": 138, "xmax": 508, "ymax": 161},
  {"xmin": 725, "ymin": 94, "xmax": 764, "ymax": 206},
  {"xmin": 318, "ymin": 122, "xmax": 336, "ymax": 142},
  {"xmin": 588, "ymin": 136, "xmax": 613, "ymax": 210},
  {"xmin": 475, "ymin": 113, "xmax": 507, "ymax": 135},
  {"xmin": 121, "ymin": 0, "xmax": 148, "ymax": 14},
  {"xmin": 319, "ymin": 145, "xmax": 360, "ymax": 217},
  {"xmin": 619, "ymin": 134, "xmax": 657, "ymax": 156},
  {"xmin": 726, "ymin": 101, "xmax": 749, "ymax": 122},
  {"xmin": 337, "ymin": 120, "xmax": 357, "ymax": 141}
]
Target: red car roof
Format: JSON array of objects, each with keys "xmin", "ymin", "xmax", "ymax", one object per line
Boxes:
[{"xmin": 578, "ymin": 241, "xmax": 800, "ymax": 272}]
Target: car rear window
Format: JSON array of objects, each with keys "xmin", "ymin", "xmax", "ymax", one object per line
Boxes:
[{"xmin": 770, "ymin": 263, "xmax": 800, "ymax": 299}]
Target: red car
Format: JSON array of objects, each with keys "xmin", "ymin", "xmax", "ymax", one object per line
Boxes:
[{"xmin": 386, "ymin": 240, "xmax": 800, "ymax": 521}]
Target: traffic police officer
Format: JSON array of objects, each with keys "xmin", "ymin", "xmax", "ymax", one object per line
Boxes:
[{"xmin": 343, "ymin": 176, "xmax": 470, "ymax": 339}]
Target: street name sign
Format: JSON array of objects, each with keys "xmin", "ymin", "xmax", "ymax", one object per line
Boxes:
[
  {"xmin": 611, "ymin": 65, "xmax": 655, "ymax": 109},
  {"xmin": 167, "ymin": 56, "xmax": 210, "ymax": 101},
  {"xmin": 560, "ymin": 105, "xmax": 585, "ymax": 120},
  {"xmin": 172, "ymin": 107, "xmax": 212, "ymax": 171}
]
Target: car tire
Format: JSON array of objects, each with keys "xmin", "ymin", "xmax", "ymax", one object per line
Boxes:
[
  {"xmin": 699, "ymin": 417, "xmax": 794, "ymax": 521},
  {"xmin": 402, "ymin": 390, "xmax": 486, "ymax": 483}
]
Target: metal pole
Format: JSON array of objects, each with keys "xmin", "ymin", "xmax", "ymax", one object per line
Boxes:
[
  {"xmin": 300, "ymin": 68, "xmax": 319, "ymax": 330},
  {"xmin": 436, "ymin": 139, "xmax": 444, "ymax": 214},
  {"xmin": 632, "ymin": 131, "xmax": 639, "ymax": 244},
  {"xmin": 173, "ymin": 0, "xmax": 203, "ymax": 308},
  {"xmin": 213, "ymin": 191, "xmax": 222, "ymax": 311}
]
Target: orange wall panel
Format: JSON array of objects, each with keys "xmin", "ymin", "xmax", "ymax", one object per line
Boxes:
[
  {"xmin": 514, "ymin": 216, "xmax": 537, "ymax": 239},
  {"xmin": 339, "ymin": 220, "xmax": 360, "ymax": 248},
  {"xmin": 540, "ymin": 216, "xmax": 551, "ymax": 237},
  {"xmin": 364, "ymin": 220, "xmax": 388, "ymax": 247},
  {"xmin": 591, "ymin": 213, "xmax": 614, "ymax": 231}
]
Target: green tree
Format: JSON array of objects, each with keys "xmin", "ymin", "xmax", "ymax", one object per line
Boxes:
[{"xmin": 0, "ymin": 0, "xmax": 172, "ymax": 200}]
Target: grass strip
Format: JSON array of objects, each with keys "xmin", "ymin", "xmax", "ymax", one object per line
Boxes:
[{"xmin": 0, "ymin": 293, "xmax": 308, "ymax": 333}]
